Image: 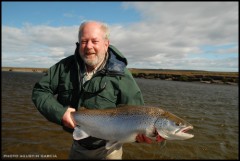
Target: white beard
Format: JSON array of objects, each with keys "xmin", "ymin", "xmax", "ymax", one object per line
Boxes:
[{"xmin": 81, "ymin": 53, "xmax": 106, "ymax": 68}]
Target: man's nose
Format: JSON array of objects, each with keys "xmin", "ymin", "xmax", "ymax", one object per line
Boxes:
[{"xmin": 86, "ymin": 41, "xmax": 93, "ymax": 49}]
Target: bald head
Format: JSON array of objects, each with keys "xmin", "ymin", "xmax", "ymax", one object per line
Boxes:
[{"xmin": 78, "ymin": 21, "xmax": 110, "ymax": 42}]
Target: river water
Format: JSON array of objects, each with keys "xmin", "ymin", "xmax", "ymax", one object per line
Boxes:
[{"xmin": 1, "ymin": 71, "xmax": 238, "ymax": 159}]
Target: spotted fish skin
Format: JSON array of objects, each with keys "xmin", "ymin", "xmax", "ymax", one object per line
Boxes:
[{"xmin": 71, "ymin": 105, "xmax": 194, "ymax": 149}]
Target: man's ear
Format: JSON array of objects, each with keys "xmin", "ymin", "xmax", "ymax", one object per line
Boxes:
[{"xmin": 105, "ymin": 40, "xmax": 110, "ymax": 50}]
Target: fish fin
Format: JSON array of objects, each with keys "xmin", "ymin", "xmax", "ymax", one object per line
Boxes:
[
  {"xmin": 105, "ymin": 141, "xmax": 121, "ymax": 150},
  {"xmin": 73, "ymin": 126, "xmax": 89, "ymax": 140}
]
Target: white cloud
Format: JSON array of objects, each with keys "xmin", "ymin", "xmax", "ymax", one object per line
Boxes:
[
  {"xmin": 2, "ymin": 24, "xmax": 79, "ymax": 67},
  {"xmin": 2, "ymin": 2, "xmax": 238, "ymax": 71},
  {"xmin": 113, "ymin": 2, "xmax": 238, "ymax": 71}
]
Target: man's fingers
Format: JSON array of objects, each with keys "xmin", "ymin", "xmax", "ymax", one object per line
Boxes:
[
  {"xmin": 136, "ymin": 134, "xmax": 152, "ymax": 144},
  {"xmin": 143, "ymin": 135, "xmax": 152, "ymax": 144},
  {"xmin": 156, "ymin": 135, "xmax": 165, "ymax": 142},
  {"xmin": 136, "ymin": 134, "xmax": 143, "ymax": 142}
]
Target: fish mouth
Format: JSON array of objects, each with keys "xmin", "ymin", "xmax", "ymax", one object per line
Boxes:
[
  {"xmin": 176, "ymin": 125, "xmax": 194, "ymax": 139},
  {"xmin": 181, "ymin": 125, "xmax": 193, "ymax": 132},
  {"xmin": 154, "ymin": 126, "xmax": 193, "ymax": 135},
  {"xmin": 155, "ymin": 125, "xmax": 194, "ymax": 140}
]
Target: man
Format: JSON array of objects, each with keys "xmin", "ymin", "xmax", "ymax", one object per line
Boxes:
[{"xmin": 32, "ymin": 21, "xmax": 158, "ymax": 159}]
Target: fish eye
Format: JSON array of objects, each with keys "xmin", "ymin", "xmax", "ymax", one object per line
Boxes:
[{"xmin": 175, "ymin": 122, "xmax": 182, "ymax": 126}]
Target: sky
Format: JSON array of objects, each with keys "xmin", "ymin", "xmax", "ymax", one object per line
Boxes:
[{"xmin": 2, "ymin": 1, "xmax": 239, "ymax": 72}]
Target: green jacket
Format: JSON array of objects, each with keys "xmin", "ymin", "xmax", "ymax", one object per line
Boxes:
[{"xmin": 32, "ymin": 43, "xmax": 144, "ymax": 126}]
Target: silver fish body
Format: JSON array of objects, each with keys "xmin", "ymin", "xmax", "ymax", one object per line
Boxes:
[{"xmin": 71, "ymin": 105, "xmax": 194, "ymax": 149}]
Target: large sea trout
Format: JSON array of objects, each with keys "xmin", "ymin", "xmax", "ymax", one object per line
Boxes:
[{"xmin": 71, "ymin": 105, "xmax": 194, "ymax": 149}]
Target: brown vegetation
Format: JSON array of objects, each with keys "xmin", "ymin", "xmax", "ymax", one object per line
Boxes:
[
  {"xmin": 129, "ymin": 68, "xmax": 238, "ymax": 85},
  {"xmin": 2, "ymin": 67, "xmax": 238, "ymax": 85},
  {"xmin": 1, "ymin": 67, "xmax": 48, "ymax": 73}
]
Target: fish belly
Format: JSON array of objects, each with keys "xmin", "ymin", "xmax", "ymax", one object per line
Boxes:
[{"xmin": 74, "ymin": 114, "xmax": 156, "ymax": 143}]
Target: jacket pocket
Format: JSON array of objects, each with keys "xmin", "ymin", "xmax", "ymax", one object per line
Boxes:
[
  {"xmin": 57, "ymin": 83, "xmax": 74, "ymax": 106},
  {"xmin": 83, "ymin": 83, "xmax": 118, "ymax": 109}
]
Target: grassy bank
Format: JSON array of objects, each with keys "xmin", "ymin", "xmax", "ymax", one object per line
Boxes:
[
  {"xmin": 2, "ymin": 67, "xmax": 48, "ymax": 73},
  {"xmin": 129, "ymin": 68, "xmax": 238, "ymax": 85},
  {"xmin": 2, "ymin": 67, "xmax": 238, "ymax": 85},
  {"xmin": 129, "ymin": 68, "xmax": 238, "ymax": 77}
]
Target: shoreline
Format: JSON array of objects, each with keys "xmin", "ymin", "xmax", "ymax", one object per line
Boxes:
[
  {"xmin": 130, "ymin": 68, "xmax": 238, "ymax": 85},
  {"xmin": 2, "ymin": 67, "xmax": 48, "ymax": 73},
  {"xmin": 2, "ymin": 67, "xmax": 238, "ymax": 85}
]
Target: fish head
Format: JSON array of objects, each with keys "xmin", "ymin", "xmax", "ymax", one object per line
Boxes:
[{"xmin": 154, "ymin": 111, "xmax": 194, "ymax": 140}]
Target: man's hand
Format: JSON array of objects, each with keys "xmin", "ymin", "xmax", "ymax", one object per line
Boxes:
[
  {"xmin": 136, "ymin": 134, "xmax": 165, "ymax": 144},
  {"xmin": 136, "ymin": 134, "xmax": 153, "ymax": 144},
  {"xmin": 62, "ymin": 107, "xmax": 76, "ymax": 129}
]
